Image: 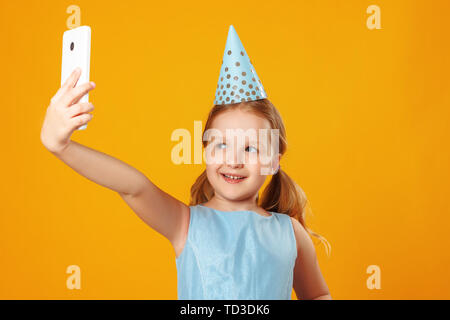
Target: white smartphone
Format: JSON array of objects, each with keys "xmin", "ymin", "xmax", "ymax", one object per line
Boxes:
[{"xmin": 61, "ymin": 25, "xmax": 91, "ymax": 130}]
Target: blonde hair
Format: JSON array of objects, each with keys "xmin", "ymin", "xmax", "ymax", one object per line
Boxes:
[{"xmin": 189, "ymin": 99, "xmax": 331, "ymax": 256}]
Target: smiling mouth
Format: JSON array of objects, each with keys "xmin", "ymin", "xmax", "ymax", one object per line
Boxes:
[{"xmin": 221, "ymin": 173, "xmax": 247, "ymax": 184}]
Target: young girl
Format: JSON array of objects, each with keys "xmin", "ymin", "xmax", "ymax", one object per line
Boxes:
[{"xmin": 40, "ymin": 25, "xmax": 331, "ymax": 300}]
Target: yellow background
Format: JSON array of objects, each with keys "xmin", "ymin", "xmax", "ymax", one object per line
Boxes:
[{"xmin": 1, "ymin": 0, "xmax": 449, "ymax": 299}]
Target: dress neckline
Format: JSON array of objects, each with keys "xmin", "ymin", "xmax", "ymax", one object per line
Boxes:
[{"xmin": 197, "ymin": 204, "xmax": 274, "ymax": 219}]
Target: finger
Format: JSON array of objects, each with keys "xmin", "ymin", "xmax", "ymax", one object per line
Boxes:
[
  {"xmin": 62, "ymin": 81, "xmax": 96, "ymax": 106},
  {"xmin": 62, "ymin": 67, "xmax": 81, "ymax": 90},
  {"xmin": 67, "ymin": 102, "xmax": 94, "ymax": 118},
  {"xmin": 70, "ymin": 113, "xmax": 93, "ymax": 130},
  {"xmin": 51, "ymin": 68, "xmax": 82, "ymax": 104}
]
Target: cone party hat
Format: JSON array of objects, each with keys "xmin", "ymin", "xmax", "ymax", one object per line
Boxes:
[{"xmin": 214, "ymin": 25, "xmax": 267, "ymax": 105}]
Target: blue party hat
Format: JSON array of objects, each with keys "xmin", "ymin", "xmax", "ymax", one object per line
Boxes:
[{"xmin": 214, "ymin": 25, "xmax": 267, "ymax": 105}]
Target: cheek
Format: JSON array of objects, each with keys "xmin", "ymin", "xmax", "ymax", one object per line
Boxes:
[
  {"xmin": 245, "ymin": 152, "xmax": 259, "ymax": 165},
  {"xmin": 246, "ymin": 163, "xmax": 263, "ymax": 180},
  {"xmin": 206, "ymin": 165, "xmax": 220, "ymax": 182},
  {"xmin": 256, "ymin": 155, "xmax": 278, "ymax": 175},
  {"xmin": 205, "ymin": 145, "xmax": 226, "ymax": 165},
  {"xmin": 247, "ymin": 161, "xmax": 273, "ymax": 180}
]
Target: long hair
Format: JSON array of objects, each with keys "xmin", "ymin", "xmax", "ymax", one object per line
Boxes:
[{"xmin": 189, "ymin": 99, "xmax": 331, "ymax": 256}]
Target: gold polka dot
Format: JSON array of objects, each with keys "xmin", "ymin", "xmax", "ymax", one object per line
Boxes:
[
  {"xmin": 219, "ymin": 96, "xmax": 222, "ymax": 100},
  {"xmin": 256, "ymin": 87, "xmax": 259, "ymax": 91},
  {"xmin": 252, "ymin": 78, "xmax": 256, "ymax": 82},
  {"xmin": 242, "ymin": 72, "xmax": 246, "ymax": 76},
  {"xmin": 223, "ymin": 90, "xmax": 226, "ymax": 95},
  {"xmin": 231, "ymin": 91, "xmax": 234, "ymax": 96},
  {"xmin": 226, "ymin": 97, "xmax": 230, "ymax": 101},
  {"xmin": 235, "ymin": 62, "xmax": 240, "ymax": 67},
  {"xmin": 220, "ymin": 84, "xmax": 223, "ymax": 89},
  {"xmin": 221, "ymin": 77, "xmax": 223, "ymax": 81},
  {"xmin": 241, "ymin": 98, "xmax": 246, "ymax": 102},
  {"xmin": 245, "ymin": 91, "xmax": 250, "ymax": 96},
  {"xmin": 239, "ymin": 89, "xmax": 244, "ymax": 93},
  {"xmin": 231, "ymin": 99, "xmax": 235, "ymax": 103},
  {"xmin": 233, "ymin": 76, "xmax": 238, "ymax": 81},
  {"xmin": 242, "ymin": 80, "xmax": 246, "ymax": 85},
  {"xmin": 247, "ymin": 97, "xmax": 251, "ymax": 101},
  {"xmin": 251, "ymin": 91, "xmax": 256, "ymax": 95},
  {"xmin": 227, "ymin": 50, "xmax": 232, "ymax": 55},
  {"xmin": 232, "ymin": 85, "xmax": 238, "ymax": 90},
  {"xmin": 226, "ymin": 84, "xmax": 230, "ymax": 88},
  {"xmin": 225, "ymin": 67, "xmax": 229, "ymax": 72},
  {"xmin": 249, "ymin": 84, "xmax": 253, "ymax": 89},
  {"xmin": 240, "ymin": 51, "xmax": 244, "ymax": 56},
  {"xmin": 221, "ymin": 101, "xmax": 225, "ymax": 105}
]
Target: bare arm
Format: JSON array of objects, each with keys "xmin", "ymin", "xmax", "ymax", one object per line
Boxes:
[
  {"xmin": 52, "ymin": 140, "xmax": 148, "ymax": 196},
  {"xmin": 41, "ymin": 68, "xmax": 190, "ymax": 252},
  {"xmin": 290, "ymin": 217, "xmax": 332, "ymax": 300},
  {"xmin": 51, "ymin": 139, "xmax": 189, "ymax": 251}
]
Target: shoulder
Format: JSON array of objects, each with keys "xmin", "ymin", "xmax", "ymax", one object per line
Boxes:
[{"xmin": 289, "ymin": 216, "xmax": 317, "ymax": 257}]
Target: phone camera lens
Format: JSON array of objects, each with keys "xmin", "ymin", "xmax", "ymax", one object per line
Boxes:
[{"xmin": 70, "ymin": 42, "xmax": 74, "ymax": 51}]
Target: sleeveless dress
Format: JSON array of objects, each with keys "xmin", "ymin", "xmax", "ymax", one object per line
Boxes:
[{"xmin": 175, "ymin": 204, "xmax": 298, "ymax": 300}]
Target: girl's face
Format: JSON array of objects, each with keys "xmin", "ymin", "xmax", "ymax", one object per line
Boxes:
[{"xmin": 204, "ymin": 108, "xmax": 280, "ymax": 203}]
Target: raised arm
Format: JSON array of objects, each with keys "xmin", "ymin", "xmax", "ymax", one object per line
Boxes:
[{"xmin": 40, "ymin": 68, "xmax": 190, "ymax": 256}]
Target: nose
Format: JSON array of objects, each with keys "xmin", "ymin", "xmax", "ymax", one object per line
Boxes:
[
  {"xmin": 226, "ymin": 162, "xmax": 243, "ymax": 169},
  {"xmin": 225, "ymin": 145, "xmax": 244, "ymax": 168}
]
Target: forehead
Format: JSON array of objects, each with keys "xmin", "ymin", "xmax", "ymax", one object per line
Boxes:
[{"xmin": 210, "ymin": 109, "xmax": 271, "ymax": 132}]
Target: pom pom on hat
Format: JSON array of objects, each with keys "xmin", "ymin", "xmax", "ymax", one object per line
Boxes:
[{"xmin": 214, "ymin": 25, "xmax": 267, "ymax": 105}]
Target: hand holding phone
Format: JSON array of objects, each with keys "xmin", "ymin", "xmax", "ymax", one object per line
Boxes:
[
  {"xmin": 61, "ymin": 26, "xmax": 91, "ymax": 130},
  {"xmin": 41, "ymin": 68, "xmax": 95, "ymax": 155}
]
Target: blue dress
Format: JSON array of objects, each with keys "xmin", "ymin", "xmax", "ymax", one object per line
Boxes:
[{"xmin": 175, "ymin": 204, "xmax": 298, "ymax": 300}]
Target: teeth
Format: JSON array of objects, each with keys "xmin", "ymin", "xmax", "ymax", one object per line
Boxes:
[{"xmin": 224, "ymin": 174, "xmax": 244, "ymax": 180}]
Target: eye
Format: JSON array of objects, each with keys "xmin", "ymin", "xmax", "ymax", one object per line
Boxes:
[
  {"xmin": 246, "ymin": 146, "xmax": 258, "ymax": 153},
  {"xmin": 216, "ymin": 143, "xmax": 227, "ymax": 149}
]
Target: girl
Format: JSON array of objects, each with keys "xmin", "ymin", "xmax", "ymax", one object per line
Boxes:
[{"xmin": 40, "ymin": 25, "xmax": 331, "ymax": 300}]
